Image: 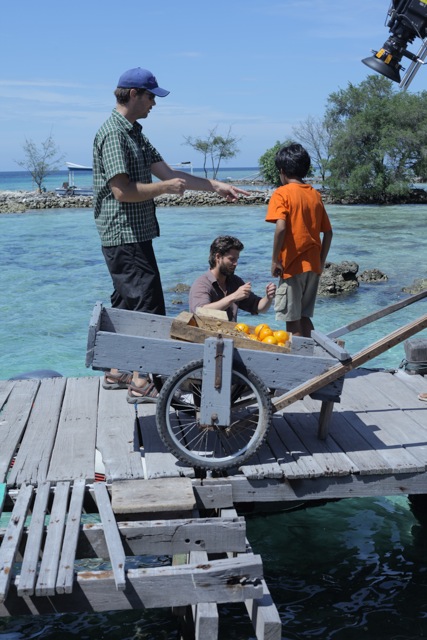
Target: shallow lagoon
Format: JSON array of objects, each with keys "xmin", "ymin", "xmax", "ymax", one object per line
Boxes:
[
  {"xmin": 1, "ymin": 202, "xmax": 426, "ymax": 379},
  {"xmin": 1, "ymin": 202, "xmax": 427, "ymax": 639}
]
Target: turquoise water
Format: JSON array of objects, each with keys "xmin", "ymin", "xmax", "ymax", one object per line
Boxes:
[
  {"xmin": 0, "ymin": 167, "xmax": 261, "ymax": 193},
  {"xmin": 1, "ymin": 202, "xmax": 426, "ymax": 380},
  {"xmin": 1, "ymin": 196, "xmax": 427, "ymax": 638}
]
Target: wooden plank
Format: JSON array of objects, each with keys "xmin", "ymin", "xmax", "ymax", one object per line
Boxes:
[
  {"xmin": 92, "ymin": 331, "xmax": 203, "ymax": 375},
  {"xmin": 240, "ymin": 542, "xmax": 282, "ymax": 640},
  {"xmin": 366, "ymin": 371, "xmax": 427, "ymax": 436},
  {"xmin": 100, "ymin": 306, "xmax": 174, "ymax": 340},
  {"xmin": 238, "ymin": 434, "xmax": 284, "ymax": 480},
  {"xmin": 93, "ymin": 332, "xmax": 337, "ymax": 392},
  {"xmin": 220, "ymin": 509, "xmax": 281, "ymax": 640},
  {"xmin": 199, "ymin": 337, "xmax": 233, "ymax": 426},
  {"xmin": 311, "ymin": 330, "xmax": 351, "ymax": 361},
  {"xmin": 262, "ymin": 416, "xmax": 306, "ymax": 477},
  {"xmin": 56, "ymin": 479, "xmax": 86, "ymax": 594},
  {"xmin": 0, "ymin": 380, "xmax": 39, "ymax": 483},
  {"xmin": 92, "ymin": 483, "xmax": 125, "ymax": 591},
  {"xmin": 273, "ymin": 313, "xmax": 427, "ymax": 412},
  {"xmin": 85, "ymin": 301, "xmax": 103, "ymax": 367},
  {"xmin": 137, "ymin": 409, "xmax": 195, "ymax": 479},
  {"xmin": 111, "ymin": 478, "xmax": 195, "ymax": 514},
  {"xmin": 327, "ymin": 290, "xmax": 427, "ymax": 339},
  {"xmin": 193, "ymin": 483, "xmax": 234, "ymax": 510},
  {"xmin": 394, "ymin": 369, "xmax": 427, "ymax": 394},
  {"xmin": 17, "ymin": 481, "xmax": 51, "ymax": 596},
  {"xmin": 36, "ymin": 481, "xmax": 70, "ymax": 596},
  {"xmin": 225, "ymin": 468, "xmax": 427, "ymax": 504},
  {"xmin": 0, "ymin": 484, "xmax": 33, "ymax": 603},
  {"xmin": 96, "ymin": 385, "xmax": 145, "ymax": 481},
  {"xmin": 83, "ymin": 516, "xmax": 247, "ymax": 557},
  {"xmin": 302, "ymin": 395, "xmax": 394, "ymax": 475},
  {"xmin": 333, "ymin": 374, "xmax": 425, "ymax": 474},
  {"xmin": 282, "ymin": 406, "xmax": 358, "ymax": 477},
  {"xmin": 47, "ymin": 377, "xmax": 99, "ymax": 482},
  {"xmin": 8, "ymin": 377, "xmax": 66, "ymax": 487},
  {"xmin": 2, "ymin": 554, "xmax": 264, "ymax": 614},
  {"xmin": 190, "ymin": 551, "xmax": 219, "ymax": 640},
  {"xmin": 0, "ymin": 380, "xmax": 14, "ymax": 410},
  {"xmin": 195, "ymin": 307, "xmax": 228, "ymax": 321},
  {"xmin": 268, "ymin": 414, "xmax": 326, "ymax": 479}
]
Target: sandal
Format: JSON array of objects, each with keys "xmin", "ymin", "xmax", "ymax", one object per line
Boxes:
[
  {"xmin": 418, "ymin": 393, "xmax": 427, "ymax": 403},
  {"xmin": 127, "ymin": 380, "xmax": 159, "ymax": 404},
  {"xmin": 102, "ymin": 371, "xmax": 133, "ymax": 390}
]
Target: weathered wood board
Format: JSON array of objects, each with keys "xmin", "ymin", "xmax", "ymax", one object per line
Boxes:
[
  {"xmin": 47, "ymin": 377, "xmax": 99, "ymax": 482},
  {"xmin": 111, "ymin": 477, "xmax": 195, "ymax": 514}
]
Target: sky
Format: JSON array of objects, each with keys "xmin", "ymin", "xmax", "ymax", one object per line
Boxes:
[{"xmin": 1, "ymin": 0, "xmax": 427, "ymax": 172}]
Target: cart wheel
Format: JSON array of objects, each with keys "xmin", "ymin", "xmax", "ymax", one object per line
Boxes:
[{"xmin": 155, "ymin": 359, "xmax": 272, "ymax": 470}]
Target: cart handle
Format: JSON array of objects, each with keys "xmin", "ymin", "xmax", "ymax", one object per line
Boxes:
[{"xmin": 326, "ymin": 289, "xmax": 427, "ymax": 339}]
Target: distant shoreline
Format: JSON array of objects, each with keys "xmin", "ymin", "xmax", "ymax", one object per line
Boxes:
[
  {"xmin": 0, "ymin": 188, "xmax": 272, "ymax": 213},
  {"xmin": 2, "ymin": 185, "xmax": 427, "ymax": 214}
]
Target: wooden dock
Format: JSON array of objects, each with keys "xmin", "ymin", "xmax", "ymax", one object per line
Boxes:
[{"xmin": 1, "ymin": 367, "xmax": 426, "ymax": 638}]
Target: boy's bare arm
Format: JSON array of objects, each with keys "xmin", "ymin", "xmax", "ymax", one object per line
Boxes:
[
  {"xmin": 320, "ymin": 229, "xmax": 333, "ymax": 270},
  {"xmin": 271, "ymin": 219, "xmax": 286, "ymax": 277}
]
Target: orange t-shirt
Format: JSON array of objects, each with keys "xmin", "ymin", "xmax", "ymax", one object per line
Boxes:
[{"xmin": 265, "ymin": 183, "xmax": 332, "ymax": 278}]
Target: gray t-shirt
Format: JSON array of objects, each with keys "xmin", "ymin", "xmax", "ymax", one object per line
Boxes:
[{"xmin": 189, "ymin": 270, "xmax": 260, "ymax": 322}]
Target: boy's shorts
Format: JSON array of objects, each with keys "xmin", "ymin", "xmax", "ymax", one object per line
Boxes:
[{"xmin": 274, "ymin": 271, "xmax": 320, "ymax": 322}]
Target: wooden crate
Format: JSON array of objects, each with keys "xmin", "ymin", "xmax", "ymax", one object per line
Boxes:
[{"xmin": 170, "ymin": 312, "xmax": 292, "ymax": 354}]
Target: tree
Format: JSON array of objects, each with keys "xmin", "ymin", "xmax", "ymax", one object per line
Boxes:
[
  {"xmin": 258, "ymin": 141, "xmax": 286, "ymax": 187},
  {"xmin": 184, "ymin": 126, "xmax": 240, "ymax": 178},
  {"xmin": 16, "ymin": 134, "xmax": 64, "ymax": 192},
  {"xmin": 258, "ymin": 139, "xmax": 314, "ymax": 187},
  {"xmin": 292, "ymin": 115, "xmax": 333, "ymax": 185},
  {"xmin": 324, "ymin": 75, "xmax": 427, "ymax": 201}
]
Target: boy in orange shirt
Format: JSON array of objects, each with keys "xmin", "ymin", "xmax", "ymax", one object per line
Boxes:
[{"xmin": 265, "ymin": 143, "xmax": 333, "ymax": 337}]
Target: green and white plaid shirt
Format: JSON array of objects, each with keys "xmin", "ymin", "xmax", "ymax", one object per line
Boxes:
[{"xmin": 93, "ymin": 109, "xmax": 164, "ymax": 247}]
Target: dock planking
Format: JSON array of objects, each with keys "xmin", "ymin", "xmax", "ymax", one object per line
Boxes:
[
  {"xmin": 0, "ymin": 369, "xmax": 426, "ymax": 494},
  {"xmin": 1, "ymin": 367, "xmax": 427, "ymax": 636}
]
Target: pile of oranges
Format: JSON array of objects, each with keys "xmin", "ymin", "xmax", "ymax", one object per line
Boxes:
[{"xmin": 234, "ymin": 322, "xmax": 290, "ymax": 347}]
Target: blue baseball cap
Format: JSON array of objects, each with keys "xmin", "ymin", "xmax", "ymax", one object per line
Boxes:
[{"xmin": 116, "ymin": 67, "xmax": 170, "ymax": 97}]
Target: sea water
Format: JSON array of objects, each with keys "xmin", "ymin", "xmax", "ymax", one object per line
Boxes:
[
  {"xmin": 1, "ymin": 195, "xmax": 427, "ymax": 639},
  {"xmin": 0, "ymin": 167, "xmax": 262, "ymax": 193}
]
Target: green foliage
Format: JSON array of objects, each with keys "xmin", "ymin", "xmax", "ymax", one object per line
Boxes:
[
  {"xmin": 325, "ymin": 75, "xmax": 427, "ymax": 201},
  {"xmin": 184, "ymin": 126, "xmax": 240, "ymax": 178},
  {"xmin": 16, "ymin": 134, "xmax": 64, "ymax": 192},
  {"xmin": 258, "ymin": 139, "xmax": 315, "ymax": 187},
  {"xmin": 258, "ymin": 141, "xmax": 287, "ymax": 187}
]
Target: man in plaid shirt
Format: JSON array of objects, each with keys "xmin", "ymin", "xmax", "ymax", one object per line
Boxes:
[{"xmin": 93, "ymin": 67, "xmax": 248, "ymax": 402}]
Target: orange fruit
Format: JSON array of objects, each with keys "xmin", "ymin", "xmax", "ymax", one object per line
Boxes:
[
  {"xmin": 235, "ymin": 323, "xmax": 250, "ymax": 334},
  {"xmin": 254, "ymin": 323, "xmax": 269, "ymax": 337},
  {"xmin": 274, "ymin": 330, "xmax": 290, "ymax": 343},
  {"xmin": 262, "ymin": 335, "xmax": 278, "ymax": 344},
  {"xmin": 277, "ymin": 341, "xmax": 286, "ymax": 347},
  {"xmin": 258, "ymin": 326, "xmax": 274, "ymax": 341}
]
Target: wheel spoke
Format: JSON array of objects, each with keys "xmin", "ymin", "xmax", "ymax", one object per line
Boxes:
[{"xmin": 156, "ymin": 360, "xmax": 271, "ymax": 469}]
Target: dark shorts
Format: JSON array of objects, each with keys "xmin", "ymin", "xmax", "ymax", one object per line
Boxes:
[{"xmin": 102, "ymin": 241, "xmax": 166, "ymax": 315}]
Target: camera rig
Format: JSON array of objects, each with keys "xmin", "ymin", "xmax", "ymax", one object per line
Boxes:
[{"xmin": 362, "ymin": 0, "xmax": 427, "ymax": 89}]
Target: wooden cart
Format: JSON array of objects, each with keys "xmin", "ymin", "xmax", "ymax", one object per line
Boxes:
[{"xmin": 86, "ymin": 293, "xmax": 427, "ymax": 470}]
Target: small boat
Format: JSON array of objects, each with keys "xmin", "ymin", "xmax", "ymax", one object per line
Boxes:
[{"xmin": 55, "ymin": 162, "xmax": 93, "ymax": 196}]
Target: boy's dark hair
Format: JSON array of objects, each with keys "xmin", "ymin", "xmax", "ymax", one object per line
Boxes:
[
  {"xmin": 275, "ymin": 143, "xmax": 311, "ymax": 179},
  {"xmin": 209, "ymin": 236, "xmax": 244, "ymax": 268}
]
